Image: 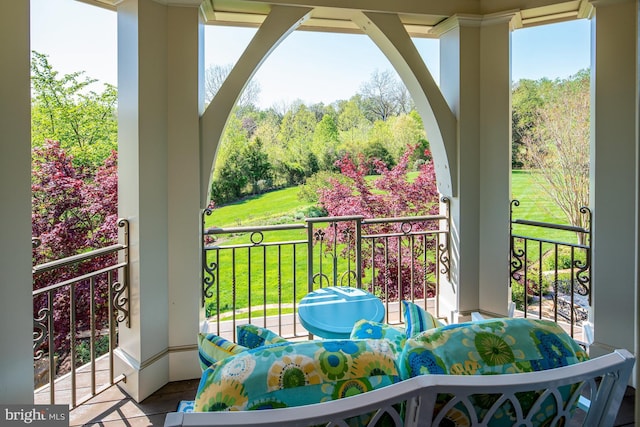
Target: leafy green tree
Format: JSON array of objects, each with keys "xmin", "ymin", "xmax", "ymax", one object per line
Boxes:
[
  {"xmin": 337, "ymin": 98, "xmax": 371, "ymax": 158},
  {"xmin": 210, "ymin": 149, "xmax": 248, "ymax": 204},
  {"xmin": 312, "ymin": 114, "xmax": 341, "ymax": 170},
  {"xmin": 213, "ymin": 112, "xmax": 249, "ymax": 182},
  {"xmin": 243, "ymin": 138, "xmax": 272, "ymax": 194},
  {"xmin": 278, "ymin": 104, "xmax": 318, "ymax": 184},
  {"xmin": 512, "ymin": 78, "xmax": 547, "ymax": 169},
  {"xmin": 388, "ymin": 112, "xmax": 427, "ymax": 161},
  {"xmin": 254, "ymin": 111, "xmax": 288, "ymax": 186},
  {"xmin": 522, "ymin": 70, "xmax": 590, "ymax": 242},
  {"xmin": 297, "ymin": 170, "xmax": 350, "ymax": 203},
  {"xmin": 31, "ymin": 51, "xmax": 117, "ymax": 169},
  {"xmin": 363, "ymin": 141, "xmax": 395, "ymax": 174}
]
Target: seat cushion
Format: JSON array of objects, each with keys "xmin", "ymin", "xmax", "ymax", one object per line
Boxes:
[
  {"xmin": 399, "ymin": 317, "xmax": 590, "ymax": 426},
  {"xmin": 350, "ymin": 319, "xmax": 406, "ymax": 354},
  {"xmin": 195, "ymin": 339, "xmax": 400, "ymax": 414},
  {"xmin": 400, "ymin": 317, "xmax": 588, "ymax": 378}
]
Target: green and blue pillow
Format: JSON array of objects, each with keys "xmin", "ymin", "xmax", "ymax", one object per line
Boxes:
[
  {"xmin": 197, "ymin": 333, "xmax": 247, "ymax": 371},
  {"xmin": 198, "ymin": 325, "xmax": 288, "ymax": 371},
  {"xmin": 401, "ymin": 300, "xmax": 442, "ymax": 338},
  {"xmin": 236, "ymin": 324, "xmax": 288, "ymax": 349}
]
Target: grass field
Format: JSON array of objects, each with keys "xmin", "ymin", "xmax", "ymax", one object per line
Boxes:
[
  {"xmin": 206, "ymin": 186, "xmax": 315, "ymax": 228},
  {"xmin": 204, "ymin": 170, "xmax": 584, "ymax": 316},
  {"xmin": 510, "ymin": 170, "xmax": 585, "ymax": 243}
]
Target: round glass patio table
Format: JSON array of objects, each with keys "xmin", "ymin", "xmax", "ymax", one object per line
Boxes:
[{"xmin": 298, "ymin": 286, "xmax": 385, "ymax": 339}]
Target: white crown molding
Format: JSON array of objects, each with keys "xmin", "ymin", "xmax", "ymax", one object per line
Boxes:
[{"xmin": 431, "ymin": 10, "xmax": 520, "ymax": 37}]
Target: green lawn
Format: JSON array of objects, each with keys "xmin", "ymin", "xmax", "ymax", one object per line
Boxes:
[
  {"xmin": 206, "ymin": 187, "xmax": 315, "ymax": 228},
  {"xmin": 510, "ymin": 170, "xmax": 582, "ymax": 243},
  {"xmin": 204, "ymin": 170, "xmax": 581, "ymax": 316}
]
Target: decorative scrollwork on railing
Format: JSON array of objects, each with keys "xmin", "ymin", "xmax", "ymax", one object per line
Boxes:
[
  {"xmin": 400, "ymin": 221, "xmax": 414, "ymax": 235},
  {"xmin": 339, "ymin": 269, "xmax": 358, "ymax": 287},
  {"xmin": 114, "ymin": 218, "xmax": 130, "ymax": 327},
  {"xmin": 510, "ymin": 238, "xmax": 525, "ymax": 283},
  {"xmin": 575, "ymin": 206, "xmax": 592, "ymax": 301},
  {"xmin": 203, "ymin": 206, "xmax": 214, "ymax": 221},
  {"xmin": 250, "ymin": 231, "xmax": 265, "ymax": 245},
  {"xmin": 202, "ymin": 208, "xmax": 216, "ymax": 305},
  {"xmin": 312, "ymin": 272, "xmax": 330, "ymax": 288},
  {"xmin": 203, "ymin": 260, "xmax": 218, "ymax": 301},
  {"xmin": 33, "ymin": 305, "xmax": 50, "ymax": 361},
  {"xmin": 554, "ymin": 295, "xmax": 589, "ymax": 323},
  {"xmin": 438, "ymin": 238, "xmax": 450, "ymax": 277},
  {"xmin": 112, "ymin": 280, "xmax": 130, "ymax": 327},
  {"xmin": 509, "ymin": 200, "xmax": 525, "ymax": 283},
  {"xmin": 438, "ymin": 197, "xmax": 450, "ymax": 278},
  {"xmin": 574, "ymin": 254, "xmax": 590, "ymax": 297}
]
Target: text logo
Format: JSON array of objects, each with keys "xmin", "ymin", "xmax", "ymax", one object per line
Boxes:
[{"xmin": 1, "ymin": 405, "xmax": 68, "ymax": 426}]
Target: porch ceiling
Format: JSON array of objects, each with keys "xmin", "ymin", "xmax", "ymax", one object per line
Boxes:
[
  {"xmin": 77, "ymin": 0, "xmax": 592, "ymax": 34},
  {"xmin": 201, "ymin": 0, "xmax": 593, "ymax": 35}
]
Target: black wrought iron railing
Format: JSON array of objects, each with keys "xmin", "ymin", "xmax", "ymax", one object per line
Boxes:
[
  {"xmin": 32, "ymin": 219, "xmax": 130, "ymax": 409},
  {"xmin": 202, "ymin": 200, "xmax": 450, "ymax": 340},
  {"xmin": 510, "ymin": 200, "xmax": 591, "ymax": 340}
]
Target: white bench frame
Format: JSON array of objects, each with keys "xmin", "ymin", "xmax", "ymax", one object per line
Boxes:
[{"xmin": 164, "ymin": 349, "xmax": 634, "ymax": 427}]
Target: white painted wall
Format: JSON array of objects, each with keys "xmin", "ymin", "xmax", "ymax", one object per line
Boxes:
[{"xmin": 0, "ymin": 0, "xmax": 35, "ymax": 404}]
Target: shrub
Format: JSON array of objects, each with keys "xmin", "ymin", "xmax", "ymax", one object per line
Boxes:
[
  {"xmin": 318, "ymin": 145, "xmax": 440, "ymax": 301},
  {"xmin": 32, "ymin": 141, "xmax": 118, "ymax": 361},
  {"xmin": 297, "ymin": 171, "xmax": 349, "ymax": 203}
]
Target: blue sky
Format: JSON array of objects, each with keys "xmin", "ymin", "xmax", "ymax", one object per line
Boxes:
[{"xmin": 31, "ymin": 0, "xmax": 590, "ymax": 108}]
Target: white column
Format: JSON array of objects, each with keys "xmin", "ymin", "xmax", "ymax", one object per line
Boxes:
[
  {"xmin": 116, "ymin": 0, "xmax": 203, "ymax": 400},
  {"xmin": 589, "ymin": 0, "xmax": 637, "ymax": 358},
  {"xmin": 478, "ymin": 17, "xmax": 513, "ymax": 317},
  {"xmin": 166, "ymin": 6, "xmax": 203, "ymax": 382},
  {"xmin": 0, "ymin": 0, "xmax": 34, "ymax": 404},
  {"xmin": 437, "ymin": 14, "xmax": 513, "ymax": 319}
]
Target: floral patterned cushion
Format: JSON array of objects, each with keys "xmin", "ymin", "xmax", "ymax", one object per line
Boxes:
[
  {"xmin": 194, "ymin": 339, "xmax": 400, "ymax": 417},
  {"xmin": 350, "ymin": 319, "xmax": 406, "ymax": 354},
  {"xmin": 197, "ymin": 333, "xmax": 247, "ymax": 372},
  {"xmin": 399, "ymin": 317, "xmax": 590, "ymax": 426},
  {"xmin": 236, "ymin": 324, "xmax": 288, "ymax": 349}
]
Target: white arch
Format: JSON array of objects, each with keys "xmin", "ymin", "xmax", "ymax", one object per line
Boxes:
[
  {"xmin": 353, "ymin": 11, "xmax": 457, "ymax": 196},
  {"xmin": 200, "ymin": 6, "xmax": 312, "ymax": 206},
  {"xmin": 200, "ymin": 7, "xmax": 458, "ymax": 206}
]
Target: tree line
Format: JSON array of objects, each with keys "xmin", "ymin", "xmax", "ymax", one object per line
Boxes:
[
  {"xmin": 206, "ymin": 66, "xmax": 428, "ymax": 205},
  {"xmin": 31, "ymin": 52, "xmax": 590, "ymax": 248}
]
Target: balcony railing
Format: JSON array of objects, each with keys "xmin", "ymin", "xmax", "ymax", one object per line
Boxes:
[
  {"xmin": 510, "ymin": 200, "xmax": 591, "ymax": 341},
  {"xmin": 32, "ymin": 219, "xmax": 130, "ymax": 409},
  {"xmin": 202, "ymin": 200, "xmax": 451, "ymax": 340}
]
